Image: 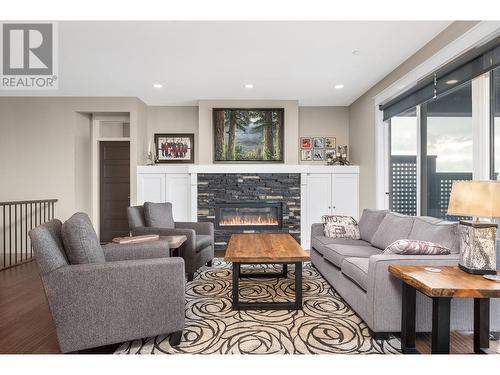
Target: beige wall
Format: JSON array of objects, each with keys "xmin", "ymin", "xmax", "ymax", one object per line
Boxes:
[
  {"xmin": 146, "ymin": 103, "xmax": 347, "ymax": 165},
  {"xmin": 298, "ymin": 106, "xmax": 349, "ymax": 164},
  {"xmin": 348, "ymin": 21, "xmax": 479, "ymax": 213},
  {"xmin": 0, "ymin": 97, "xmax": 146, "ymax": 221}
]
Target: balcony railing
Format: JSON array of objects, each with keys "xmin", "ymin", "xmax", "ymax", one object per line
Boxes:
[{"xmin": 0, "ymin": 199, "xmax": 57, "ymax": 270}]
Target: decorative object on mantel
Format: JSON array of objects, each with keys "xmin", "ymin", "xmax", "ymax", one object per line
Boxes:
[
  {"xmin": 146, "ymin": 140, "xmax": 156, "ymax": 165},
  {"xmin": 154, "ymin": 133, "xmax": 194, "ymax": 164},
  {"xmin": 213, "ymin": 108, "xmax": 284, "ymax": 163},
  {"xmin": 327, "ymin": 145, "xmax": 350, "ymax": 165},
  {"xmin": 112, "ymin": 234, "xmax": 160, "ymax": 244},
  {"xmin": 447, "ymin": 180, "xmax": 500, "ymax": 275}
]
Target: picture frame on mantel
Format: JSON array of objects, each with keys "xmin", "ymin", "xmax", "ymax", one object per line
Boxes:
[{"xmin": 154, "ymin": 133, "xmax": 194, "ymax": 163}]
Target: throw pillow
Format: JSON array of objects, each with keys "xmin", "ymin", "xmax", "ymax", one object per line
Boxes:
[
  {"xmin": 383, "ymin": 239, "xmax": 451, "ymax": 255},
  {"xmin": 143, "ymin": 202, "xmax": 175, "ymax": 228},
  {"xmin": 322, "ymin": 215, "xmax": 361, "ymax": 240},
  {"xmin": 61, "ymin": 212, "xmax": 105, "ymax": 264}
]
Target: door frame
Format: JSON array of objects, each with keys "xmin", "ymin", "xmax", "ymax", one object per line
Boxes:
[{"xmin": 90, "ymin": 116, "xmax": 131, "ymax": 236}]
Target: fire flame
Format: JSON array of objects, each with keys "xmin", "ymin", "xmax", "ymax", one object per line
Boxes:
[{"xmin": 219, "ymin": 215, "xmax": 278, "ymax": 226}]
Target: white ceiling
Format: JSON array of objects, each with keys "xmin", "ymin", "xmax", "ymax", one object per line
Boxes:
[{"xmin": 1, "ymin": 21, "xmax": 452, "ymax": 106}]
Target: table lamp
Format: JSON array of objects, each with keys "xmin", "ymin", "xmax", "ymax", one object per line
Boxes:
[{"xmin": 447, "ymin": 181, "xmax": 500, "ymax": 275}]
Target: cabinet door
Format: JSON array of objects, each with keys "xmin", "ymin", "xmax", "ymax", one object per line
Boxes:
[
  {"xmin": 165, "ymin": 174, "xmax": 191, "ymax": 222},
  {"xmin": 137, "ymin": 174, "xmax": 166, "ymax": 204},
  {"xmin": 332, "ymin": 174, "xmax": 359, "ymax": 219},
  {"xmin": 306, "ymin": 174, "xmax": 333, "ymax": 225}
]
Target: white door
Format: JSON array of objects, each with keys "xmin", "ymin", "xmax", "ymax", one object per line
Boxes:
[
  {"xmin": 165, "ymin": 174, "xmax": 191, "ymax": 222},
  {"xmin": 137, "ymin": 174, "xmax": 166, "ymax": 204},
  {"xmin": 332, "ymin": 174, "xmax": 359, "ymax": 220}
]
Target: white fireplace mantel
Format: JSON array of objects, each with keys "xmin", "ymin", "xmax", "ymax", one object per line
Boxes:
[
  {"xmin": 137, "ymin": 164, "xmax": 360, "ymax": 249},
  {"xmin": 137, "ymin": 164, "xmax": 360, "ymax": 174}
]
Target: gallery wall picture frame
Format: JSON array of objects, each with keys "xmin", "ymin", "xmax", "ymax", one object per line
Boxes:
[
  {"xmin": 312, "ymin": 137, "xmax": 325, "ymax": 149},
  {"xmin": 154, "ymin": 133, "xmax": 194, "ymax": 163},
  {"xmin": 325, "ymin": 137, "xmax": 336, "ymax": 149},
  {"xmin": 313, "ymin": 149, "xmax": 325, "ymax": 161},
  {"xmin": 301, "ymin": 149, "xmax": 312, "ymax": 161},
  {"xmin": 300, "ymin": 137, "xmax": 312, "ymax": 149}
]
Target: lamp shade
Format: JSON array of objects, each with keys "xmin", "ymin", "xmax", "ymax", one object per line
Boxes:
[{"xmin": 447, "ymin": 181, "xmax": 500, "ymax": 219}]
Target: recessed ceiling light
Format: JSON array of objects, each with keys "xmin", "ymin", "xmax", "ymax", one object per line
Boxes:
[
  {"xmin": 334, "ymin": 84, "xmax": 344, "ymax": 89},
  {"xmin": 244, "ymin": 84, "xmax": 254, "ymax": 89},
  {"xmin": 153, "ymin": 83, "xmax": 163, "ymax": 88},
  {"xmin": 445, "ymin": 79, "xmax": 458, "ymax": 85},
  {"xmin": 352, "ymin": 50, "xmax": 360, "ymax": 55}
]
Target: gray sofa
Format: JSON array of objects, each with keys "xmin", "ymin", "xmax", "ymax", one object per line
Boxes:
[
  {"xmin": 310, "ymin": 209, "xmax": 500, "ymax": 338},
  {"xmin": 128, "ymin": 202, "xmax": 214, "ymax": 281},
  {"xmin": 29, "ymin": 213, "xmax": 186, "ymax": 353}
]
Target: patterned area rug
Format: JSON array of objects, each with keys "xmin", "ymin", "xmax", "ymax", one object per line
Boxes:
[{"xmin": 115, "ymin": 259, "xmax": 401, "ymax": 354}]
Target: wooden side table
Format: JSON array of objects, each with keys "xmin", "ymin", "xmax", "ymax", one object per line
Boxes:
[
  {"xmin": 162, "ymin": 235, "xmax": 187, "ymax": 257},
  {"xmin": 389, "ymin": 265, "xmax": 500, "ymax": 354}
]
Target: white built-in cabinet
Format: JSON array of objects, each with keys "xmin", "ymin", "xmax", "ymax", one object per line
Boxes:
[
  {"xmin": 137, "ymin": 165, "xmax": 359, "ymax": 249},
  {"xmin": 137, "ymin": 170, "xmax": 192, "ymax": 222},
  {"xmin": 302, "ymin": 171, "xmax": 359, "ymax": 249}
]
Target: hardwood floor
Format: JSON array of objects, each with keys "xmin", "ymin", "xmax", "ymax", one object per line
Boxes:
[{"xmin": 0, "ymin": 260, "xmax": 498, "ymax": 354}]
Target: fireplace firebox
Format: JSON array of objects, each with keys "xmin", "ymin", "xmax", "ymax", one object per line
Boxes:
[{"xmin": 215, "ymin": 202, "xmax": 283, "ymax": 231}]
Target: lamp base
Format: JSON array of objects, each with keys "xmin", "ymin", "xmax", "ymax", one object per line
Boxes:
[{"xmin": 458, "ymin": 263, "xmax": 497, "ymax": 275}]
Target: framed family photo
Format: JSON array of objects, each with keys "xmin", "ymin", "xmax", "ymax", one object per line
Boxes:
[{"xmin": 154, "ymin": 133, "xmax": 194, "ymax": 163}]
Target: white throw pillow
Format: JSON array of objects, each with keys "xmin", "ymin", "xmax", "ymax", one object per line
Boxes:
[
  {"xmin": 322, "ymin": 215, "xmax": 361, "ymax": 240},
  {"xmin": 383, "ymin": 239, "xmax": 451, "ymax": 255}
]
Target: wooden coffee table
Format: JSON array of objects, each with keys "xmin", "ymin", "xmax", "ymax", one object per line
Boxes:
[
  {"xmin": 224, "ymin": 233, "xmax": 310, "ymax": 311},
  {"xmin": 389, "ymin": 265, "xmax": 500, "ymax": 354}
]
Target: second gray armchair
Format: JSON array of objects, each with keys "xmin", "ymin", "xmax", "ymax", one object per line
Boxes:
[{"xmin": 128, "ymin": 202, "xmax": 214, "ymax": 281}]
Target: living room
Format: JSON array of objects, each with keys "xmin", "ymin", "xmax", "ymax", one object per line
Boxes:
[{"xmin": 1, "ymin": 1, "xmax": 500, "ymax": 373}]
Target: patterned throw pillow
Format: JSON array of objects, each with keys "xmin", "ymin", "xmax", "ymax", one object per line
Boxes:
[
  {"xmin": 322, "ymin": 215, "xmax": 361, "ymax": 240},
  {"xmin": 383, "ymin": 239, "xmax": 451, "ymax": 255}
]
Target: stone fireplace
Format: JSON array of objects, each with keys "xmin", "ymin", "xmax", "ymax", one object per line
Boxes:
[{"xmin": 197, "ymin": 173, "xmax": 301, "ymax": 250}]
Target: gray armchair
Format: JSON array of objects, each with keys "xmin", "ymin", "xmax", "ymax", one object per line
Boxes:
[
  {"xmin": 127, "ymin": 203, "xmax": 214, "ymax": 281},
  {"xmin": 29, "ymin": 214, "xmax": 185, "ymax": 353}
]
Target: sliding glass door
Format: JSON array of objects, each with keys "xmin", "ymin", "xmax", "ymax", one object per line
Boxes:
[
  {"xmin": 421, "ymin": 82, "xmax": 473, "ymax": 220},
  {"xmin": 388, "ymin": 108, "xmax": 417, "ymax": 215}
]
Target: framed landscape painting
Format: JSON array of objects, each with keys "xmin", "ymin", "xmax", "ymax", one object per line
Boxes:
[
  {"xmin": 154, "ymin": 133, "xmax": 194, "ymax": 163},
  {"xmin": 213, "ymin": 108, "xmax": 284, "ymax": 162}
]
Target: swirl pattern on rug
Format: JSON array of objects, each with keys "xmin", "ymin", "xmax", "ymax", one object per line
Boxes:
[{"xmin": 115, "ymin": 259, "xmax": 401, "ymax": 354}]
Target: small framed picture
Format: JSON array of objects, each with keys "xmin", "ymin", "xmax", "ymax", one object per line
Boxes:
[
  {"xmin": 313, "ymin": 137, "xmax": 325, "ymax": 149},
  {"xmin": 325, "ymin": 137, "xmax": 336, "ymax": 149},
  {"xmin": 313, "ymin": 149, "xmax": 325, "ymax": 161},
  {"xmin": 154, "ymin": 133, "xmax": 194, "ymax": 163},
  {"xmin": 300, "ymin": 137, "xmax": 312, "ymax": 149},
  {"xmin": 301, "ymin": 149, "xmax": 312, "ymax": 161}
]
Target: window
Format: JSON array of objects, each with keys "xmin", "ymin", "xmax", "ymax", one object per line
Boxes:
[
  {"xmin": 421, "ymin": 82, "xmax": 473, "ymax": 220},
  {"xmin": 389, "ymin": 108, "xmax": 417, "ymax": 215},
  {"xmin": 493, "ymin": 67, "xmax": 500, "ymax": 180}
]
